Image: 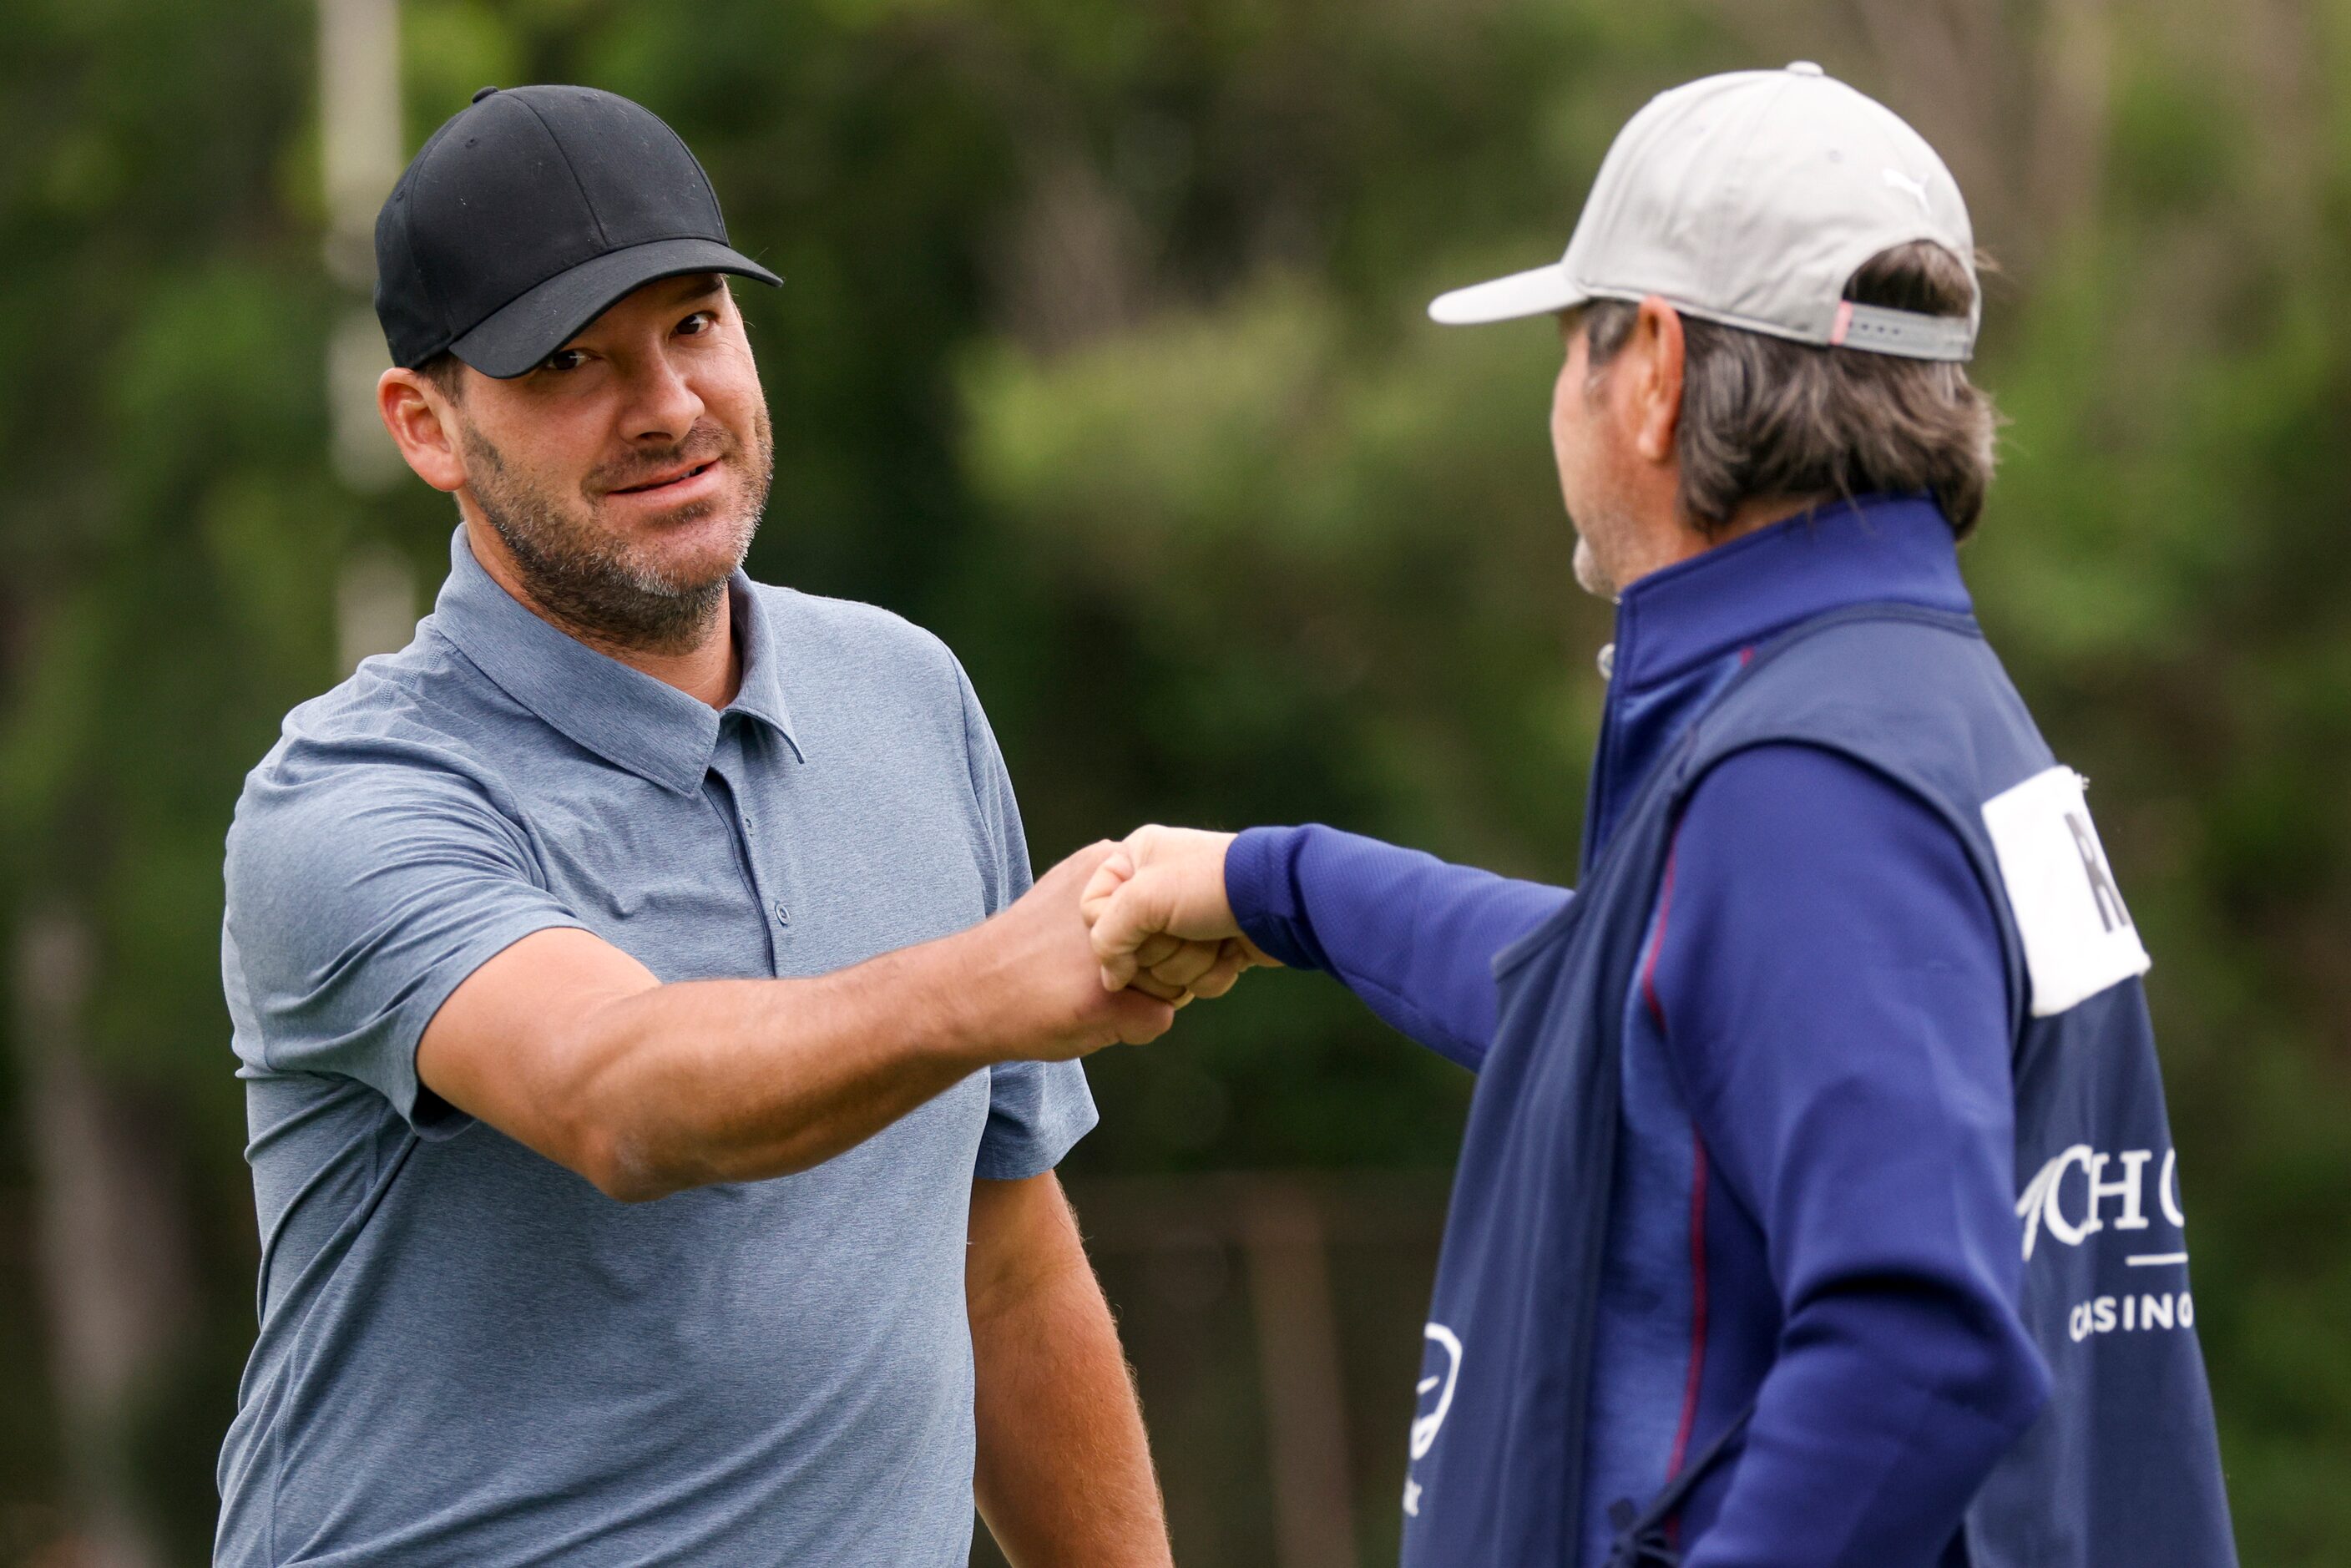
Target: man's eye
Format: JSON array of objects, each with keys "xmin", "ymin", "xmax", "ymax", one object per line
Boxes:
[
  {"xmin": 538, "ymin": 347, "xmax": 588, "ymax": 374},
  {"xmin": 677, "ymin": 311, "xmax": 716, "ymax": 336}
]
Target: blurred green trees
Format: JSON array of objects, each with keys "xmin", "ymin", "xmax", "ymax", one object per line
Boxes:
[{"xmin": 0, "ymin": 0, "xmax": 2344, "ymax": 1561}]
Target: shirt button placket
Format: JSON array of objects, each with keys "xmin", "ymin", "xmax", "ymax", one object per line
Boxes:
[
  {"xmin": 741, "ymin": 809, "xmax": 783, "ymax": 928},
  {"xmin": 713, "ymin": 748, "xmax": 786, "ymax": 969}
]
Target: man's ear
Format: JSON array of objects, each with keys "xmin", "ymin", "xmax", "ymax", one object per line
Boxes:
[
  {"xmin": 378, "ymin": 368, "xmax": 468, "ymax": 493},
  {"xmin": 1628, "ymin": 296, "xmax": 1686, "ymax": 466}
]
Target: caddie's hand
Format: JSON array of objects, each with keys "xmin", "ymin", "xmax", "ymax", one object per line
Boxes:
[{"xmin": 1080, "ymin": 825, "xmax": 1277, "ymax": 996}]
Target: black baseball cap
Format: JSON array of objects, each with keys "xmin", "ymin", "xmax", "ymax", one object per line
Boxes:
[{"xmin": 373, "ymin": 84, "xmax": 781, "ymax": 379}]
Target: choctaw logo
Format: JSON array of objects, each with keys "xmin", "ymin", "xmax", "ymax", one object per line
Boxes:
[
  {"xmin": 2015, "ymin": 1144, "xmax": 2187, "ymax": 1262},
  {"xmin": 2015, "ymin": 1144, "xmax": 2197, "ymax": 1345}
]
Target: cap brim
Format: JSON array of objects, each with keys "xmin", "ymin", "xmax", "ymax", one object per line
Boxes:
[
  {"xmin": 450, "ymin": 235, "xmax": 783, "ymax": 378},
  {"xmin": 1427, "ymin": 261, "xmax": 1587, "ymax": 326}
]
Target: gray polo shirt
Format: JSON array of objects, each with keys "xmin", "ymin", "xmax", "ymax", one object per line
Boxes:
[{"xmin": 215, "ymin": 528, "xmax": 1095, "ymax": 1567}]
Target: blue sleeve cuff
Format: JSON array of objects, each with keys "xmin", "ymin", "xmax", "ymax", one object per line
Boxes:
[{"xmin": 1226, "ymin": 825, "xmax": 1327, "ymax": 972}]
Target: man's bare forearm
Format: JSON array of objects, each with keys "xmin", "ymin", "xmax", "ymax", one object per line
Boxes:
[
  {"xmin": 970, "ymin": 1175, "xmax": 1172, "ymax": 1568},
  {"xmin": 574, "ymin": 934, "xmax": 1006, "ymax": 1198},
  {"xmin": 424, "ymin": 843, "xmax": 1182, "ymax": 1201}
]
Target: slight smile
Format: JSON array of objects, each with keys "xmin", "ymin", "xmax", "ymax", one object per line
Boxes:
[{"xmin": 608, "ymin": 461, "xmax": 725, "ymax": 507}]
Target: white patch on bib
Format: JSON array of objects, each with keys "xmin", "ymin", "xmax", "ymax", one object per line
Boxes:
[{"xmin": 1980, "ymin": 766, "xmax": 2152, "ymax": 1017}]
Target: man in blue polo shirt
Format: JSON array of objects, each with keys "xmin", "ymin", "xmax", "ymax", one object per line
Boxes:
[
  {"xmin": 217, "ymin": 86, "xmax": 1230, "ymax": 1566},
  {"xmin": 1084, "ymin": 66, "xmax": 2237, "ymax": 1566}
]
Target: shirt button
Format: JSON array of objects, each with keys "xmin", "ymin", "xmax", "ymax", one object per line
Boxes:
[{"xmin": 773, "ymin": 901, "xmax": 790, "ymax": 927}]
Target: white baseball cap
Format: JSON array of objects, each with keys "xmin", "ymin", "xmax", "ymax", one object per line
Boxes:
[{"xmin": 1428, "ymin": 63, "xmax": 1978, "ymax": 361}]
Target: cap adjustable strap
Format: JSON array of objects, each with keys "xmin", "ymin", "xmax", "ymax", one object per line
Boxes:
[{"xmin": 1828, "ymin": 300, "xmax": 1974, "ymax": 362}]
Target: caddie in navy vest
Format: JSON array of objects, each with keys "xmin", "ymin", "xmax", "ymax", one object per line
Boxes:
[{"xmin": 1080, "ymin": 64, "xmax": 2238, "ymax": 1568}]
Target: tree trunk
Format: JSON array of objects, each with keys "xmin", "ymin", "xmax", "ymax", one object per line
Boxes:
[{"xmin": 14, "ymin": 906, "xmax": 191, "ymax": 1568}]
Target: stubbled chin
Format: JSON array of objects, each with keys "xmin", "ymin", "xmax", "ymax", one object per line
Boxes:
[
  {"xmin": 1571, "ymin": 534, "xmax": 1617, "ymax": 601},
  {"xmin": 614, "ymin": 497, "xmax": 756, "ymax": 585}
]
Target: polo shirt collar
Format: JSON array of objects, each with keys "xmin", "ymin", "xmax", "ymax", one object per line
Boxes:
[
  {"xmin": 430, "ymin": 527, "xmax": 804, "ymax": 796},
  {"xmin": 1609, "ymin": 493, "xmax": 1973, "ymax": 691}
]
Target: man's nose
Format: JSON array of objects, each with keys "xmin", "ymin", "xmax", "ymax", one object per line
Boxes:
[{"xmin": 620, "ymin": 348, "xmax": 707, "ymax": 444}]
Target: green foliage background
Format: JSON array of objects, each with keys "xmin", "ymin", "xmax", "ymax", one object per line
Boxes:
[{"xmin": 0, "ymin": 0, "xmax": 2345, "ymax": 1560}]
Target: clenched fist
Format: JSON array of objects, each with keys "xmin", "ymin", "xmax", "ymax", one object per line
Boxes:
[{"xmin": 1079, "ymin": 826, "xmax": 1278, "ymax": 999}]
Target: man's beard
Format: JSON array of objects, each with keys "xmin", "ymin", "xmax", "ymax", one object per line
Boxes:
[
  {"xmin": 1571, "ymin": 532, "xmax": 1617, "ymax": 601},
  {"xmin": 460, "ymin": 408, "xmax": 774, "ymax": 655},
  {"xmin": 1561, "ymin": 440, "xmax": 1649, "ymax": 604},
  {"xmin": 1568, "ymin": 493, "xmax": 1638, "ymax": 603}
]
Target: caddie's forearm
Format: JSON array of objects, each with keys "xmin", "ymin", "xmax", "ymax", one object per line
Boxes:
[
  {"xmin": 1224, "ymin": 824, "xmax": 1569, "ymax": 1070},
  {"xmin": 1686, "ymin": 1290, "xmax": 2047, "ymax": 1568},
  {"xmin": 573, "ymin": 925, "xmax": 1012, "ymax": 1200}
]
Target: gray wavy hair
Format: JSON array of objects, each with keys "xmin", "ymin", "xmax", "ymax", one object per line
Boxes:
[{"xmin": 1579, "ymin": 241, "xmax": 1999, "ymax": 538}]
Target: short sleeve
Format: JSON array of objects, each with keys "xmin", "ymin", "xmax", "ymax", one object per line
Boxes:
[
  {"xmin": 952, "ymin": 660, "xmax": 1099, "ymax": 1178},
  {"xmin": 224, "ymin": 745, "xmax": 588, "ymax": 1138}
]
